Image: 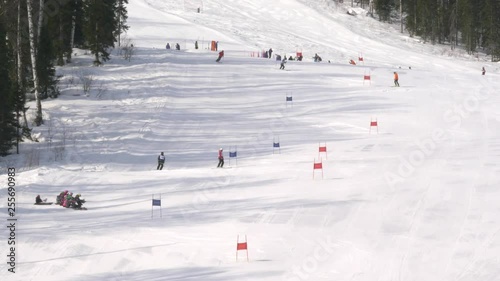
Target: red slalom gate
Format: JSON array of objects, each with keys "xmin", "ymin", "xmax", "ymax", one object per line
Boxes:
[
  {"xmin": 369, "ymin": 118, "xmax": 378, "ymax": 134},
  {"xmin": 313, "ymin": 158, "xmax": 323, "ymax": 179},
  {"xmin": 236, "ymin": 235, "xmax": 249, "ymax": 262},
  {"xmin": 318, "ymin": 143, "xmax": 327, "ymax": 159},
  {"xmin": 363, "ymin": 72, "xmax": 371, "ymax": 85}
]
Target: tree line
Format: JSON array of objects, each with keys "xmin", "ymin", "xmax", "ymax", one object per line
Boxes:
[
  {"xmin": 0, "ymin": 0, "xmax": 128, "ymax": 156},
  {"xmin": 371, "ymin": 0, "xmax": 500, "ymax": 60}
]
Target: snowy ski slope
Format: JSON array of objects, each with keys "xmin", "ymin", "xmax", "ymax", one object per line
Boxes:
[{"xmin": 1, "ymin": 0, "xmax": 500, "ymax": 280}]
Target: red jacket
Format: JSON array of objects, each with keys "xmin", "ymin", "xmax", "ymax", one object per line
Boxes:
[{"xmin": 218, "ymin": 150, "xmax": 223, "ymax": 159}]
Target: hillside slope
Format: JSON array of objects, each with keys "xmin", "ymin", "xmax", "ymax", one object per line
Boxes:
[{"xmin": 1, "ymin": 1, "xmax": 500, "ymax": 281}]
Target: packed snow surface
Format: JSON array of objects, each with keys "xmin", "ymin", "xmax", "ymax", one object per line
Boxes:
[{"xmin": 1, "ymin": 0, "xmax": 500, "ymax": 280}]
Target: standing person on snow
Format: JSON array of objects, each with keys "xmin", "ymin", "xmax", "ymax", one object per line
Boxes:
[
  {"xmin": 482, "ymin": 67, "xmax": 486, "ymax": 75},
  {"xmin": 217, "ymin": 148, "xmax": 224, "ymax": 168},
  {"xmin": 175, "ymin": 43, "xmax": 180, "ymax": 50},
  {"xmin": 195, "ymin": 41, "xmax": 198, "ymax": 49},
  {"xmin": 393, "ymin": 71, "xmax": 400, "ymax": 87},
  {"xmin": 157, "ymin": 152, "xmax": 165, "ymax": 170},
  {"xmin": 166, "ymin": 43, "xmax": 170, "ymax": 49},
  {"xmin": 216, "ymin": 50, "xmax": 224, "ymax": 62},
  {"xmin": 269, "ymin": 48, "xmax": 273, "ymax": 59},
  {"xmin": 280, "ymin": 57, "xmax": 287, "ymax": 70}
]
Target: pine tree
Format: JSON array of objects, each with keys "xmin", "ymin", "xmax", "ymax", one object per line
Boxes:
[
  {"xmin": 83, "ymin": 0, "xmax": 118, "ymax": 65},
  {"xmin": 72, "ymin": 0, "xmax": 85, "ymax": 49},
  {"xmin": 374, "ymin": 0, "xmax": 394, "ymax": 22},
  {"xmin": 481, "ymin": 0, "xmax": 500, "ymax": 61},
  {"xmin": 403, "ymin": 0, "xmax": 418, "ymax": 37},
  {"xmin": 0, "ymin": 19, "xmax": 18, "ymax": 156},
  {"xmin": 115, "ymin": 0, "xmax": 129, "ymax": 46},
  {"xmin": 37, "ymin": 23, "xmax": 59, "ymax": 99},
  {"xmin": 49, "ymin": 0, "xmax": 74, "ymax": 65}
]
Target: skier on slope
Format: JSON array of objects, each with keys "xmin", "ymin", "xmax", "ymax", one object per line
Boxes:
[
  {"xmin": 280, "ymin": 57, "xmax": 287, "ymax": 70},
  {"xmin": 394, "ymin": 71, "xmax": 400, "ymax": 87},
  {"xmin": 36, "ymin": 195, "xmax": 43, "ymax": 204},
  {"xmin": 216, "ymin": 50, "xmax": 224, "ymax": 62},
  {"xmin": 217, "ymin": 148, "xmax": 224, "ymax": 168},
  {"xmin": 157, "ymin": 152, "xmax": 165, "ymax": 170}
]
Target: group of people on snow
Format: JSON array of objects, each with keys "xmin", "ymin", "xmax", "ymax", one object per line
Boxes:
[
  {"xmin": 166, "ymin": 43, "xmax": 181, "ymax": 50},
  {"xmin": 262, "ymin": 48, "xmax": 273, "ymax": 58},
  {"xmin": 156, "ymin": 148, "xmax": 225, "ymax": 170},
  {"xmin": 165, "ymin": 41, "xmax": 500, "ymax": 87},
  {"xmin": 56, "ymin": 190, "xmax": 85, "ymax": 209}
]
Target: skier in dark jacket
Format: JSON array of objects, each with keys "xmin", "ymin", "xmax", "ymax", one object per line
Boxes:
[
  {"xmin": 175, "ymin": 43, "xmax": 180, "ymax": 50},
  {"xmin": 157, "ymin": 152, "xmax": 165, "ymax": 170},
  {"xmin": 73, "ymin": 194, "xmax": 85, "ymax": 208},
  {"xmin": 268, "ymin": 48, "xmax": 273, "ymax": 59},
  {"xmin": 36, "ymin": 195, "xmax": 43, "ymax": 204},
  {"xmin": 280, "ymin": 57, "xmax": 287, "ymax": 70},
  {"xmin": 166, "ymin": 43, "xmax": 170, "ymax": 49}
]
